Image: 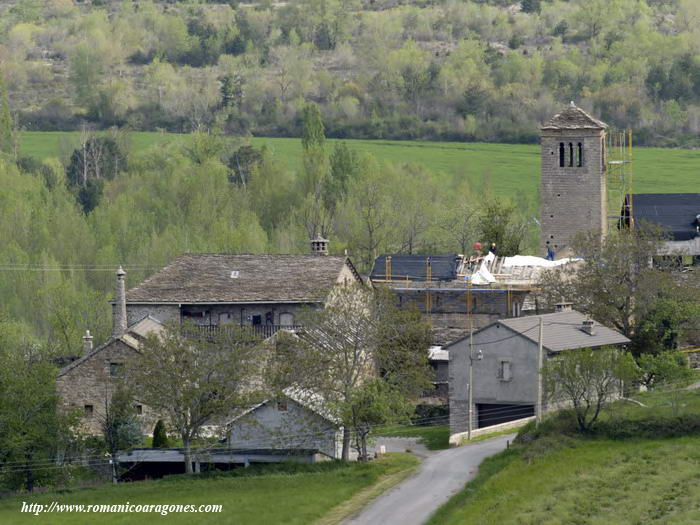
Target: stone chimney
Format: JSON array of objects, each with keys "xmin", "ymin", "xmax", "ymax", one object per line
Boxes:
[
  {"xmin": 310, "ymin": 237, "xmax": 329, "ymax": 256},
  {"xmin": 554, "ymin": 302, "xmax": 573, "ymax": 313},
  {"xmin": 581, "ymin": 319, "xmax": 596, "ymax": 335},
  {"xmin": 82, "ymin": 330, "xmax": 94, "ymax": 354},
  {"xmin": 112, "ymin": 266, "xmax": 127, "ymax": 337}
]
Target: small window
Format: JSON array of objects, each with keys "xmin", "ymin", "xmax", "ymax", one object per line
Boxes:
[
  {"xmin": 110, "ymin": 362, "xmax": 124, "ymax": 378},
  {"xmin": 499, "ymin": 361, "xmax": 512, "ymax": 382},
  {"xmin": 277, "ymin": 401, "xmax": 288, "ymax": 412},
  {"xmin": 84, "ymin": 404, "xmax": 94, "ymax": 418},
  {"xmin": 135, "ymin": 404, "xmax": 143, "ymax": 415}
]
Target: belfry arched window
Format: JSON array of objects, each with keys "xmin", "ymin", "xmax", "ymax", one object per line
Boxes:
[
  {"xmin": 559, "ymin": 143, "xmax": 565, "ymax": 167},
  {"xmin": 577, "ymin": 142, "xmax": 583, "ymax": 167},
  {"xmin": 568, "ymin": 143, "xmax": 574, "ymax": 167}
]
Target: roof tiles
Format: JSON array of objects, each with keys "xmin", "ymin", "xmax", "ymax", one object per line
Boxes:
[{"xmin": 125, "ymin": 254, "xmax": 357, "ymax": 304}]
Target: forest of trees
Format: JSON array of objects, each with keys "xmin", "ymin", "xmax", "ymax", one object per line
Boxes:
[{"xmin": 2, "ymin": 0, "xmax": 700, "ymax": 145}]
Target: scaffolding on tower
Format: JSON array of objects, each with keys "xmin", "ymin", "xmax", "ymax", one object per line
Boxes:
[{"xmin": 606, "ymin": 129, "xmax": 634, "ymax": 232}]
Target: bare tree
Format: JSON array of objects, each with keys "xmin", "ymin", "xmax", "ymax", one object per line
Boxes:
[{"xmin": 274, "ymin": 285, "xmax": 432, "ymax": 460}]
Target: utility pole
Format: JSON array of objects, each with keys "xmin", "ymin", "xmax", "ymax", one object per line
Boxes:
[
  {"xmin": 468, "ymin": 277, "xmax": 473, "ymax": 440},
  {"xmin": 536, "ymin": 317, "xmax": 544, "ymax": 427}
]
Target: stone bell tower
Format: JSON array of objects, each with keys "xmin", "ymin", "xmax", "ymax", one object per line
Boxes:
[{"xmin": 540, "ymin": 102, "xmax": 608, "ymax": 256}]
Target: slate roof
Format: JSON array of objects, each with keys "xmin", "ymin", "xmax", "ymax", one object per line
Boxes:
[
  {"xmin": 627, "ymin": 193, "xmax": 700, "ymax": 241},
  {"xmin": 370, "ymin": 254, "xmax": 459, "ymax": 282},
  {"xmin": 444, "ymin": 310, "xmax": 630, "ymax": 352},
  {"xmin": 57, "ymin": 316, "xmax": 164, "ymax": 377},
  {"xmin": 125, "ymin": 254, "xmax": 360, "ymax": 304},
  {"xmin": 541, "ymin": 103, "xmax": 607, "ymax": 130}
]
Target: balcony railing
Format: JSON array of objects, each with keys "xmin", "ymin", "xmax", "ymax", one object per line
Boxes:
[{"xmin": 183, "ymin": 324, "xmax": 301, "ymax": 341}]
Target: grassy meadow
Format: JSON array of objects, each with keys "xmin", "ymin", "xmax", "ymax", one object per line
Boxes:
[
  {"xmin": 375, "ymin": 425, "xmax": 450, "ymax": 450},
  {"xmin": 18, "ymin": 132, "xmax": 700, "ymax": 203},
  {"xmin": 429, "ymin": 436, "xmax": 700, "ymax": 525},
  {"xmin": 0, "ymin": 454, "xmax": 418, "ymax": 525},
  {"xmin": 429, "ymin": 387, "xmax": 700, "ymax": 525}
]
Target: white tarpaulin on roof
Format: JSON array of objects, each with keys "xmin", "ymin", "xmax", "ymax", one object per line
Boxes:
[
  {"xmin": 501, "ymin": 255, "xmax": 579, "ymax": 268},
  {"xmin": 472, "ymin": 259, "xmax": 496, "ymax": 285}
]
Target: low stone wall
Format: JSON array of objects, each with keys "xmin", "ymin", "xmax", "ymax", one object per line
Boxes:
[{"xmin": 449, "ymin": 416, "xmax": 535, "ymax": 447}]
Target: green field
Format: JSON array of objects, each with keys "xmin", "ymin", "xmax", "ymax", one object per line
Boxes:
[
  {"xmin": 429, "ymin": 436, "xmax": 700, "ymax": 525},
  {"xmin": 376, "ymin": 425, "xmax": 450, "ymax": 450},
  {"xmin": 430, "ymin": 387, "xmax": 700, "ymax": 525},
  {"xmin": 0, "ymin": 454, "xmax": 417, "ymax": 524},
  {"xmin": 18, "ymin": 132, "xmax": 700, "ymax": 203}
]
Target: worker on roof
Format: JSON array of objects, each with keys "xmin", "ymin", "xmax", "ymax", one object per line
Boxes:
[{"xmin": 489, "ymin": 243, "xmax": 497, "ymax": 256}]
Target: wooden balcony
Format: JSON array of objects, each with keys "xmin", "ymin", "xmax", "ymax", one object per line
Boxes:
[{"xmin": 183, "ymin": 324, "xmax": 301, "ymax": 341}]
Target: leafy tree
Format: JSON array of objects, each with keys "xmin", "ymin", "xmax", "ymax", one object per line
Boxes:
[
  {"xmin": 344, "ymin": 379, "xmax": 413, "ymax": 460},
  {"xmin": 521, "ymin": 0, "xmax": 541, "ymax": 14},
  {"xmin": 0, "ymin": 72, "xmax": 13, "ymax": 156},
  {"xmin": 299, "ymin": 102, "xmax": 331, "ymax": 239},
  {"xmin": 127, "ymin": 323, "xmax": 262, "ymax": 474},
  {"xmin": 536, "ymin": 227, "xmax": 698, "ymax": 354},
  {"xmin": 478, "ymin": 198, "xmax": 529, "ymax": 256},
  {"xmin": 152, "ymin": 420, "xmax": 169, "ymax": 448},
  {"xmin": 66, "ymin": 133, "xmax": 128, "ymax": 213},
  {"xmin": 543, "ymin": 347, "xmax": 638, "ymax": 432},
  {"xmin": 100, "ymin": 388, "xmax": 143, "ymax": 484},
  {"xmin": 228, "ymin": 144, "xmax": 263, "ymax": 187},
  {"xmin": 0, "ymin": 327, "xmax": 77, "ymax": 491},
  {"xmin": 637, "ymin": 351, "xmax": 694, "ymax": 391}
]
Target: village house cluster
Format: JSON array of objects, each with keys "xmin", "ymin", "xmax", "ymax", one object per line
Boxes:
[{"xmin": 57, "ymin": 104, "xmax": 700, "ymax": 469}]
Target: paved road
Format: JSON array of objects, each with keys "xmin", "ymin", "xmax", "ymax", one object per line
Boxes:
[{"xmin": 346, "ymin": 434, "xmax": 515, "ymax": 525}]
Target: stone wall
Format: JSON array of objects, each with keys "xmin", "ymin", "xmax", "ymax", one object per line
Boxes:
[
  {"xmin": 540, "ymin": 128, "xmax": 607, "ymax": 255},
  {"xmin": 56, "ymin": 339, "xmax": 159, "ymax": 435}
]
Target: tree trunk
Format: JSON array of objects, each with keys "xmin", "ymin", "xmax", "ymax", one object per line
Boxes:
[
  {"xmin": 111, "ymin": 453, "xmax": 118, "ymax": 484},
  {"xmin": 25, "ymin": 455, "xmax": 34, "ymax": 493},
  {"xmin": 341, "ymin": 427, "xmax": 351, "ymax": 461},
  {"xmin": 183, "ymin": 437, "xmax": 193, "ymax": 474}
]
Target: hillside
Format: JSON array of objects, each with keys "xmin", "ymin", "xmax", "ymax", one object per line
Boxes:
[{"xmin": 3, "ymin": 1, "xmax": 700, "ymax": 146}]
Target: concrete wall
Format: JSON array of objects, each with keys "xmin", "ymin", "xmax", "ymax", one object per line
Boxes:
[
  {"xmin": 449, "ymin": 416, "xmax": 535, "ymax": 446},
  {"xmin": 56, "ymin": 340, "xmax": 158, "ymax": 435},
  {"xmin": 449, "ymin": 323, "xmax": 540, "ymax": 436},
  {"xmin": 229, "ymin": 399, "xmax": 341, "ymax": 459},
  {"xmin": 656, "ymin": 237, "xmax": 700, "ymax": 256},
  {"xmin": 540, "ymin": 128, "xmax": 607, "ymax": 255}
]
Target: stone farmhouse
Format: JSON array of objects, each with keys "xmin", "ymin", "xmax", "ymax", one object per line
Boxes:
[
  {"xmin": 57, "ymin": 316, "xmax": 165, "ymax": 434},
  {"xmin": 57, "ymin": 245, "xmax": 362, "ymax": 436},
  {"xmin": 447, "ymin": 305, "xmax": 630, "ymax": 441}
]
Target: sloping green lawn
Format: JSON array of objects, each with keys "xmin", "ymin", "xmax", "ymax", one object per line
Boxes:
[
  {"xmin": 429, "ymin": 436, "xmax": 700, "ymax": 525},
  {"xmin": 0, "ymin": 454, "xmax": 417, "ymax": 524}
]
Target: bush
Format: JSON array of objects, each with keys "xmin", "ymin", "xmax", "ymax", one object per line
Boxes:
[{"xmin": 152, "ymin": 420, "xmax": 169, "ymax": 448}]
